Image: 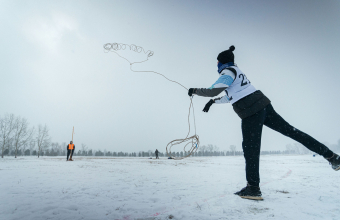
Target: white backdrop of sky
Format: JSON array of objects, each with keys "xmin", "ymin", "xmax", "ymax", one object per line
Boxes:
[{"xmin": 1, "ymin": 0, "xmax": 340, "ymax": 153}]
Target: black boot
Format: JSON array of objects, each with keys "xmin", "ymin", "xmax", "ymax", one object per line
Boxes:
[
  {"xmin": 234, "ymin": 186, "xmax": 247, "ymax": 196},
  {"xmin": 234, "ymin": 184, "xmax": 263, "ymax": 200},
  {"xmin": 326, "ymin": 153, "xmax": 340, "ymax": 171}
]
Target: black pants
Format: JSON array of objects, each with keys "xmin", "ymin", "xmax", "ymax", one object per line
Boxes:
[
  {"xmin": 242, "ymin": 104, "xmax": 333, "ymax": 187},
  {"xmin": 156, "ymin": 154, "xmax": 159, "ymax": 159},
  {"xmin": 67, "ymin": 150, "xmax": 74, "ymax": 160}
]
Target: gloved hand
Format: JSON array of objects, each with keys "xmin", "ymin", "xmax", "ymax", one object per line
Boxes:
[
  {"xmin": 188, "ymin": 88, "xmax": 195, "ymax": 97},
  {"xmin": 203, "ymin": 99, "xmax": 215, "ymax": 112}
]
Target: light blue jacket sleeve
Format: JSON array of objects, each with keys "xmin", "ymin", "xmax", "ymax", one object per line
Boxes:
[
  {"xmin": 210, "ymin": 75, "xmax": 235, "ymax": 89},
  {"xmin": 195, "ymin": 70, "xmax": 235, "ymax": 97}
]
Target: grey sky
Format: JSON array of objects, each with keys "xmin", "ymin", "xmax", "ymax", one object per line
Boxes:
[{"xmin": 1, "ymin": 0, "xmax": 340, "ymax": 152}]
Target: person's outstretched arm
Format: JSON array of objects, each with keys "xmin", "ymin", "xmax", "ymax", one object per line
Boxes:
[
  {"xmin": 188, "ymin": 69, "xmax": 235, "ymax": 97},
  {"xmin": 188, "ymin": 69, "xmax": 235, "ymax": 112},
  {"xmin": 191, "ymin": 87, "xmax": 226, "ymax": 97}
]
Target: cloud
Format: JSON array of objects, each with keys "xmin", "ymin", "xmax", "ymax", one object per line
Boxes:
[{"xmin": 23, "ymin": 12, "xmax": 79, "ymax": 51}]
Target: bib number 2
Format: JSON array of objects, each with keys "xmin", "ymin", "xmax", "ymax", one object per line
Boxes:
[{"xmin": 239, "ymin": 74, "xmax": 250, "ymax": 86}]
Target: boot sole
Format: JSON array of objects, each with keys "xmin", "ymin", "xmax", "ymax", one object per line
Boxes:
[
  {"xmin": 240, "ymin": 195, "xmax": 264, "ymax": 200},
  {"xmin": 334, "ymin": 166, "xmax": 340, "ymax": 171}
]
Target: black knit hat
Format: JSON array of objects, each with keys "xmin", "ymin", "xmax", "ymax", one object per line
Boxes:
[{"xmin": 217, "ymin": 45, "xmax": 235, "ymax": 64}]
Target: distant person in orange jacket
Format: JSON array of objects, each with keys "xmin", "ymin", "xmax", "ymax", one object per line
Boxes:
[
  {"xmin": 155, "ymin": 149, "xmax": 159, "ymax": 159},
  {"xmin": 67, "ymin": 141, "xmax": 75, "ymax": 161}
]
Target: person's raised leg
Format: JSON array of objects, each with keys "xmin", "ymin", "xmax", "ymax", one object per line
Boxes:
[
  {"xmin": 263, "ymin": 104, "xmax": 340, "ymax": 170},
  {"xmin": 263, "ymin": 104, "xmax": 333, "ymax": 157}
]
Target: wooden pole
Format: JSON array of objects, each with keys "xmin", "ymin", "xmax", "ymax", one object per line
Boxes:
[{"xmin": 72, "ymin": 126, "xmax": 74, "ymax": 142}]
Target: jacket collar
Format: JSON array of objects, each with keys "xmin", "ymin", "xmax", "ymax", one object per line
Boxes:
[{"xmin": 218, "ymin": 62, "xmax": 235, "ymax": 73}]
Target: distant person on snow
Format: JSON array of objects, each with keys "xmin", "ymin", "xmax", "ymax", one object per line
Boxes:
[
  {"xmin": 67, "ymin": 141, "xmax": 75, "ymax": 161},
  {"xmin": 155, "ymin": 149, "xmax": 159, "ymax": 159},
  {"xmin": 188, "ymin": 45, "xmax": 340, "ymax": 201}
]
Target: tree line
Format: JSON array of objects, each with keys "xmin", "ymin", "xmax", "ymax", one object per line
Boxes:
[
  {"xmin": 2, "ymin": 141, "xmax": 314, "ymax": 159},
  {"xmin": 0, "ymin": 113, "xmax": 96, "ymax": 158},
  {"xmin": 0, "ymin": 114, "xmax": 51, "ymax": 158},
  {"xmin": 2, "ymin": 114, "xmax": 339, "ymax": 158},
  {"xmin": 3, "ymin": 148, "xmax": 304, "ymax": 158}
]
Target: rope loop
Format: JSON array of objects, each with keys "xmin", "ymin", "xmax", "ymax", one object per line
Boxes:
[
  {"xmin": 104, "ymin": 43, "xmax": 154, "ymax": 57},
  {"xmin": 104, "ymin": 42, "xmax": 199, "ymax": 159}
]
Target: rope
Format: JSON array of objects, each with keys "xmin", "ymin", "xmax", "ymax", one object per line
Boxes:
[{"xmin": 104, "ymin": 43, "xmax": 199, "ymax": 160}]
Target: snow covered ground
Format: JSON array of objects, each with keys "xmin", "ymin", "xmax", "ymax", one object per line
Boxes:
[{"xmin": 1, "ymin": 155, "xmax": 339, "ymax": 220}]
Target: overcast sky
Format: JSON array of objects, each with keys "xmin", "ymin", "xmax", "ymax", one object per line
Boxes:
[{"xmin": 1, "ymin": 0, "xmax": 340, "ymax": 153}]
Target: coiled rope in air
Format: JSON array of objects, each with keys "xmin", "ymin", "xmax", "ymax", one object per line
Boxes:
[{"xmin": 103, "ymin": 43, "xmax": 199, "ymax": 160}]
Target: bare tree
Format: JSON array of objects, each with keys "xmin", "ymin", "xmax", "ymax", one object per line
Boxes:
[
  {"xmin": 5, "ymin": 138, "xmax": 14, "ymax": 156},
  {"xmin": 0, "ymin": 114, "xmax": 15, "ymax": 158},
  {"xmin": 285, "ymin": 144, "xmax": 294, "ymax": 154},
  {"xmin": 215, "ymin": 145, "xmax": 219, "ymax": 151},
  {"xmin": 29, "ymin": 139, "xmax": 36, "ymax": 156},
  {"xmin": 12, "ymin": 117, "xmax": 34, "ymax": 158},
  {"xmin": 22, "ymin": 143, "xmax": 28, "ymax": 156},
  {"xmin": 293, "ymin": 143, "xmax": 302, "ymax": 154},
  {"xmin": 206, "ymin": 144, "xmax": 214, "ymax": 152},
  {"xmin": 50, "ymin": 142, "xmax": 56, "ymax": 149},
  {"xmin": 36, "ymin": 124, "xmax": 50, "ymax": 158},
  {"xmin": 50, "ymin": 142, "xmax": 59, "ymax": 156},
  {"xmin": 55, "ymin": 142, "xmax": 62, "ymax": 156},
  {"xmin": 81, "ymin": 143, "xmax": 87, "ymax": 155},
  {"xmin": 294, "ymin": 143, "xmax": 310, "ymax": 155},
  {"xmin": 300, "ymin": 145, "xmax": 311, "ymax": 155},
  {"xmin": 203, "ymin": 144, "xmax": 219, "ymax": 156},
  {"xmin": 50, "ymin": 142, "xmax": 62, "ymax": 156},
  {"xmin": 198, "ymin": 145, "xmax": 207, "ymax": 152},
  {"xmin": 61, "ymin": 142, "xmax": 66, "ymax": 156},
  {"xmin": 230, "ymin": 145, "xmax": 236, "ymax": 156}
]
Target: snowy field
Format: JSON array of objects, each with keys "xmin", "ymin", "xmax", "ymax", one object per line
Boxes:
[{"xmin": 1, "ymin": 155, "xmax": 339, "ymax": 220}]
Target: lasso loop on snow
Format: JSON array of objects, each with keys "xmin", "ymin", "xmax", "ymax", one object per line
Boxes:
[{"xmin": 104, "ymin": 42, "xmax": 199, "ymax": 160}]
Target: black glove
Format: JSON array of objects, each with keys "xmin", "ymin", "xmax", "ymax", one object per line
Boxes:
[
  {"xmin": 203, "ymin": 99, "xmax": 215, "ymax": 112},
  {"xmin": 188, "ymin": 88, "xmax": 195, "ymax": 97}
]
